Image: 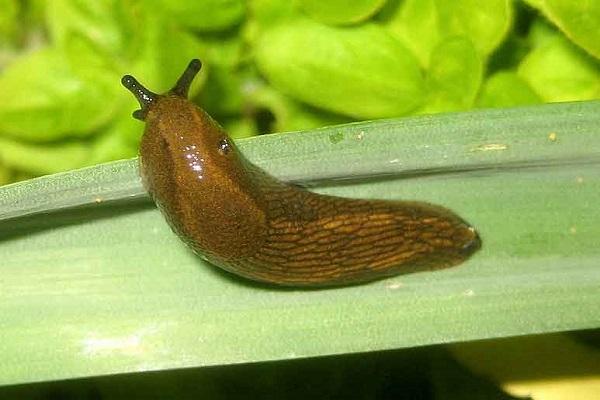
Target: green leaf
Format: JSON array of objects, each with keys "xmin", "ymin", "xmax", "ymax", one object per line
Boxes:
[
  {"xmin": 248, "ymin": 86, "xmax": 351, "ymax": 133},
  {"xmin": 298, "ymin": 0, "xmax": 387, "ymax": 25},
  {"xmin": 421, "ymin": 36, "xmax": 483, "ymax": 113},
  {"xmin": 156, "ymin": 0, "xmax": 245, "ymax": 32},
  {"xmin": 518, "ymin": 36, "xmax": 600, "ymax": 102},
  {"xmin": 255, "ymin": 19, "xmax": 424, "ymax": 118},
  {"xmin": 1, "ymin": 101, "xmax": 599, "ymax": 385},
  {"xmin": 197, "ymin": 31, "xmax": 245, "ymax": 68},
  {"xmin": 478, "ymin": 71, "xmax": 541, "ymax": 108},
  {"xmin": 0, "ymin": 47, "xmax": 119, "ymax": 141},
  {"xmin": 0, "ymin": 136, "xmax": 91, "ymax": 175},
  {"xmin": 197, "ymin": 65, "xmax": 249, "ymax": 118},
  {"xmin": 46, "ymin": 0, "xmax": 206, "ymax": 94},
  {"xmin": 528, "ymin": 17, "xmax": 562, "ymax": 49},
  {"xmin": 244, "ymin": 0, "xmax": 302, "ymax": 51},
  {"xmin": 382, "ymin": 0, "xmax": 512, "ymax": 66},
  {"xmin": 380, "ymin": 0, "xmax": 441, "ymax": 66},
  {"xmin": 537, "ymin": 0, "xmax": 600, "ymax": 59},
  {"xmin": 521, "ymin": 0, "xmax": 544, "ymax": 8},
  {"xmin": 0, "ymin": 164, "xmax": 11, "ymax": 186},
  {"xmin": 434, "ymin": 0, "xmax": 512, "ymax": 56},
  {"xmin": 0, "ymin": 0, "xmax": 18, "ymax": 43},
  {"xmin": 131, "ymin": 21, "xmax": 207, "ymax": 98},
  {"xmin": 247, "ymin": 0, "xmax": 298, "ymax": 28},
  {"xmin": 90, "ymin": 119, "xmax": 139, "ymax": 165},
  {"xmin": 46, "ymin": 0, "xmax": 141, "ymax": 61},
  {"xmin": 222, "ymin": 117, "xmax": 257, "ymax": 139}
]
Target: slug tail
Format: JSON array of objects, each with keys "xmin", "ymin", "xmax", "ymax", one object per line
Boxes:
[{"xmin": 238, "ymin": 192, "xmax": 482, "ymax": 286}]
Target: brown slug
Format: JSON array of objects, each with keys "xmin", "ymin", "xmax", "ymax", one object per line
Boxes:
[{"xmin": 121, "ymin": 59, "xmax": 481, "ymax": 287}]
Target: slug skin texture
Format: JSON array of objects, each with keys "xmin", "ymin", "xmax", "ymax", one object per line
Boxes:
[{"xmin": 122, "ymin": 59, "xmax": 481, "ymax": 287}]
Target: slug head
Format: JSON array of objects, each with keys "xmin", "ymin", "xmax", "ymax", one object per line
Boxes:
[{"xmin": 121, "ymin": 59, "xmax": 202, "ymax": 120}]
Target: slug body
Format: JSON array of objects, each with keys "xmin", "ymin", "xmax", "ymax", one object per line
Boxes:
[{"xmin": 122, "ymin": 60, "xmax": 480, "ymax": 286}]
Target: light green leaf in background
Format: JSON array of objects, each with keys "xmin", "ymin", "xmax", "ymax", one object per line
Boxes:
[
  {"xmin": 0, "ymin": 137, "xmax": 91, "ymax": 175},
  {"xmin": 90, "ymin": 116, "xmax": 140, "ymax": 165},
  {"xmin": 255, "ymin": 19, "xmax": 424, "ymax": 119},
  {"xmin": 0, "ymin": 0, "xmax": 18, "ymax": 44},
  {"xmin": 46, "ymin": 0, "xmax": 141, "ymax": 61},
  {"xmin": 435, "ymin": 0, "xmax": 512, "ymax": 56},
  {"xmin": 131, "ymin": 22, "xmax": 206, "ymax": 96},
  {"xmin": 156, "ymin": 0, "xmax": 245, "ymax": 32},
  {"xmin": 298, "ymin": 0, "xmax": 387, "ymax": 25},
  {"xmin": 478, "ymin": 71, "xmax": 541, "ymax": 108},
  {"xmin": 0, "ymin": 47, "xmax": 119, "ymax": 141},
  {"xmin": 197, "ymin": 31, "xmax": 245, "ymax": 68},
  {"xmin": 521, "ymin": 0, "xmax": 544, "ymax": 8},
  {"xmin": 104, "ymin": 14, "xmax": 208, "ymax": 123},
  {"xmin": 1, "ymin": 101, "xmax": 599, "ymax": 386},
  {"xmin": 246, "ymin": 0, "xmax": 298, "ymax": 30},
  {"xmin": 527, "ymin": 17, "xmax": 562, "ymax": 49},
  {"xmin": 248, "ymin": 85, "xmax": 350, "ymax": 133},
  {"xmin": 380, "ymin": 0, "xmax": 441, "ymax": 67},
  {"xmin": 536, "ymin": 0, "xmax": 600, "ymax": 59},
  {"xmin": 518, "ymin": 36, "xmax": 600, "ymax": 102},
  {"xmin": 222, "ymin": 117, "xmax": 256, "ymax": 139},
  {"xmin": 421, "ymin": 36, "xmax": 483, "ymax": 114},
  {"xmin": 382, "ymin": 0, "xmax": 512, "ymax": 67},
  {"xmin": 0, "ymin": 165, "xmax": 10, "ymax": 186},
  {"xmin": 198, "ymin": 66, "xmax": 249, "ymax": 118}
]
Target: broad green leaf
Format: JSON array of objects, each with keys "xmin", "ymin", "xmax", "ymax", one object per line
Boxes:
[
  {"xmin": 0, "ymin": 0, "xmax": 18, "ymax": 43},
  {"xmin": 380, "ymin": 0, "xmax": 441, "ymax": 66},
  {"xmin": 46, "ymin": 0, "xmax": 141, "ymax": 61},
  {"xmin": 1, "ymin": 101, "xmax": 599, "ymax": 385},
  {"xmin": 0, "ymin": 165, "xmax": 11, "ymax": 186},
  {"xmin": 131, "ymin": 21, "xmax": 206, "ymax": 99},
  {"xmin": 421, "ymin": 36, "xmax": 482, "ymax": 113},
  {"xmin": 222, "ymin": 117, "xmax": 257, "ymax": 139},
  {"xmin": 156, "ymin": 0, "xmax": 245, "ymax": 32},
  {"xmin": 539, "ymin": 0, "xmax": 600, "ymax": 59},
  {"xmin": 197, "ymin": 31, "xmax": 245, "ymax": 68},
  {"xmin": 478, "ymin": 72, "xmax": 541, "ymax": 108},
  {"xmin": 382, "ymin": 0, "xmax": 512, "ymax": 66},
  {"xmin": 528, "ymin": 17, "xmax": 562, "ymax": 49},
  {"xmin": 90, "ymin": 121, "xmax": 139, "ymax": 165},
  {"xmin": 198, "ymin": 65, "xmax": 250, "ymax": 118},
  {"xmin": 521, "ymin": 0, "xmax": 544, "ymax": 8},
  {"xmin": 435, "ymin": 0, "xmax": 512, "ymax": 56},
  {"xmin": 518, "ymin": 36, "xmax": 600, "ymax": 102},
  {"xmin": 95, "ymin": 107, "xmax": 145, "ymax": 149},
  {"xmin": 255, "ymin": 19, "xmax": 424, "ymax": 118},
  {"xmin": 0, "ymin": 48, "xmax": 119, "ymax": 141},
  {"xmin": 46, "ymin": 0, "xmax": 206, "ymax": 95},
  {"xmin": 0, "ymin": 137, "xmax": 91, "ymax": 175},
  {"xmin": 298, "ymin": 0, "xmax": 387, "ymax": 25},
  {"xmin": 244, "ymin": 0, "xmax": 298, "ymax": 44},
  {"xmin": 247, "ymin": 0, "xmax": 298, "ymax": 28},
  {"xmin": 248, "ymin": 86, "xmax": 351, "ymax": 133}
]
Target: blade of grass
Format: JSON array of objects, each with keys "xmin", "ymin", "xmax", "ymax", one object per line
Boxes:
[
  {"xmin": 1, "ymin": 101, "xmax": 598, "ymax": 220},
  {"xmin": 0, "ymin": 101, "xmax": 599, "ymax": 386}
]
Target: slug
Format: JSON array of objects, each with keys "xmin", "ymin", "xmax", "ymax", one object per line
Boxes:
[{"xmin": 121, "ymin": 59, "xmax": 481, "ymax": 287}]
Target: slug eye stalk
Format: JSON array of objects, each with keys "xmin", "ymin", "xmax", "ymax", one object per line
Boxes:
[{"xmin": 169, "ymin": 59, "xmax": 202, "ymax": 98}]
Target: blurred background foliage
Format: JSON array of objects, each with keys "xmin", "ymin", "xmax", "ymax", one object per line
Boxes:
[{"xmin": 0, "ymin": 0, "xmax": 599, "ymax": 185}]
